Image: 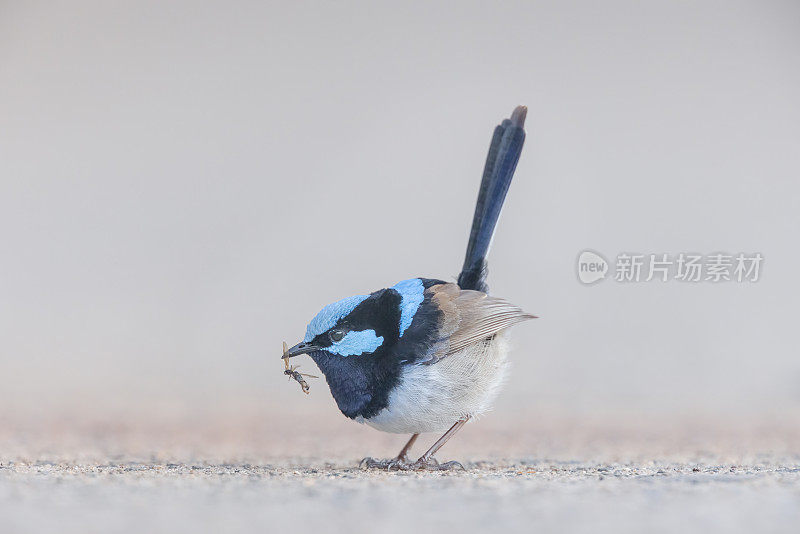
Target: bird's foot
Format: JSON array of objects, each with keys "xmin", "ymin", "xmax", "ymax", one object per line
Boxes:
[
  {"xmin": 359, "ymin": 455, "xmax": 466, "ymax": 471},
  {"xmin": 408, "ymin": 457, "xmax": 466, "ymax": 471},
  {"xmin": 359, "ymin": 455, "xmax": 413, "ymax": 471}
]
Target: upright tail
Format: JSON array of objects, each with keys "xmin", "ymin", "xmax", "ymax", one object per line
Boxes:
[{"xmin": 457, "ymin": 105, "xmax": 527, "ymax": 293}]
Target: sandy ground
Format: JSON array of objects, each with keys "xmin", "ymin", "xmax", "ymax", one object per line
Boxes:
[{"xmin": 2, "ymin": 410, "xmax": 800, "ymax": 533}]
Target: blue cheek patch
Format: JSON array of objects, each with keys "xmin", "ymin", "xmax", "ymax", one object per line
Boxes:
[
  {"xmin": 327, "ymin": 329, "xmax": 384, "ymax": 356},
  {"xmin": 392, "ymin": 278, "xmax": 424, "ymax": 337},
  {"xmin": 305, "ymin": 294, "xmax": 369, "ymax": 342}
]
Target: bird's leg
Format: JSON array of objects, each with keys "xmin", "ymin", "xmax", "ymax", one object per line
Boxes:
[
  {"xmin": 411, "ymin": 418, "xmax": 470, "ymax": 471},
  {"xmin": 360, "ymin": 433, "xmax": 419, "ymax": 470},
  {"xmin": 395, "ymin": 433, "xmax": 419, "ymax": 463}
]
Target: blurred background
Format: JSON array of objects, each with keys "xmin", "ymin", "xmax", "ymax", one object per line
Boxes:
[{"xmin": 1, "ymin": 1, "xmax": 799, "ymax": 456}]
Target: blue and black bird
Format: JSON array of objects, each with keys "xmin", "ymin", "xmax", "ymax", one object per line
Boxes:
[{"xmin": 282, "ymin": 106, "xmax": 534, "ymax": 470}]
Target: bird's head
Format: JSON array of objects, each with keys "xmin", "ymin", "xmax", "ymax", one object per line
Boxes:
[{"xmin": 282, "ymin": 278, "xmax": 427, "ymax": 361}]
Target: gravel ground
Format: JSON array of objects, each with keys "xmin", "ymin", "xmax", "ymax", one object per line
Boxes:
[{"xmin": 2, "ymin": 411, "xmax": 799, "ymax": 533}]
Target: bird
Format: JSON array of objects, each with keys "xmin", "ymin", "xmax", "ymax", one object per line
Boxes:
[{"xmin": 281, "ymin": 105, "xmax": 534, "ymax": 470}]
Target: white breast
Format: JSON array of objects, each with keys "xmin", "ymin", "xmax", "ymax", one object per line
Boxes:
[{"xmin": 362, "ymin": 331, "xmax": 510, "ymax": 434}]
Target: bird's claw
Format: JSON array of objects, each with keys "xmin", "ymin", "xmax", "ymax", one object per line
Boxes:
[
  {"xmin": 359, "ymin": 456, "xmax": 413, "ymax": 470},
  {"xmin": 360, "ymin": 456, "xmax": 465, "ymax": 471},
  {"xmin": 409, "ymin": 457, "xmax": 466, "ymax": 471}
]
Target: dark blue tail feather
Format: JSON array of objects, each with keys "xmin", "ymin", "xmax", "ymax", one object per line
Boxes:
[{"xmin": 457, "ymin": 106, "xmax": 527, "ymax": 293}]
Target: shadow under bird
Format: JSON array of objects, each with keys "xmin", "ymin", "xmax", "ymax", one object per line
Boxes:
[{"xmin": 282, "ymin": 106, "xmax": 535, "ymax": 470}]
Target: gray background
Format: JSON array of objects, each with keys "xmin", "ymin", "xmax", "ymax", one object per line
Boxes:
[{"xmin": 1, "ymin": 0, "xmax": 799, "ymax": 423}]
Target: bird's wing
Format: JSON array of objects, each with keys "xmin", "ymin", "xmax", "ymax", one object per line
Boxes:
[{"xmin": 423, "ymin": 283, "xmax": 535, "ymax": 363}]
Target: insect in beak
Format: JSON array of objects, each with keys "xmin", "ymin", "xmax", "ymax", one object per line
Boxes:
[{"xmin": 282, "ymin": 341, "xmax": 318, "ymax": 394}]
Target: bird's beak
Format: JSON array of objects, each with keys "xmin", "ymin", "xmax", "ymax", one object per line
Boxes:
[{"xmin": 282, "ymin": 341, "xmax": 320, "ymax": 359}]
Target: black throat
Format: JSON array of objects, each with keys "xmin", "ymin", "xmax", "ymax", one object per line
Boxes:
[{"xmin": 309, "ymin": 348, "xmax": 400, "ymax": 419}]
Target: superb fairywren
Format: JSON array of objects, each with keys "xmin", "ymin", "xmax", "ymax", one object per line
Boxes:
[{"xmin": 282, "ymin": 106, "xmax": 534, "ymax": 470}]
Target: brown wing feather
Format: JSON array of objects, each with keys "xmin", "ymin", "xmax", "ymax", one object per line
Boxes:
[{"xmin": 425, "ymin": 283, "xmax": 535, "ymax": 363}]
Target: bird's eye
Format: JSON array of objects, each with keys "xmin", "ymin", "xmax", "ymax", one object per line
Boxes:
[{"xmin": 329, "ymin": 329, "xmax": 345, "ymax": 343}]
